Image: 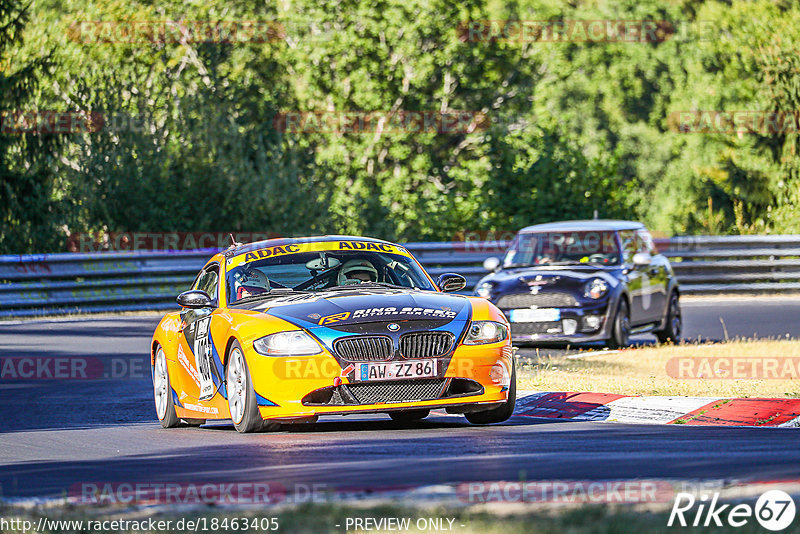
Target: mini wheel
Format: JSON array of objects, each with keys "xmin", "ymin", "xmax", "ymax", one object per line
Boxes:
[{"xmin": 608, "ymin": 298, "xmax": 631, "ymax": 349}]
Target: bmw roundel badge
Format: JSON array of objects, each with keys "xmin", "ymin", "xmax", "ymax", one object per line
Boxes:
[{"xmin": 387, "ymin": 323, "xmax": 400, "ymax": 332}]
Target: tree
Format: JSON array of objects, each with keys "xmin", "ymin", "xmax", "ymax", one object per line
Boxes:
[{"xmin": 0, "ymin": 0, "xmax": 63, "ymax": 252}]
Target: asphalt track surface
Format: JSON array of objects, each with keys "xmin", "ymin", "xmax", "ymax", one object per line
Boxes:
[{"xmin": 1, "ymin": 297, "xmax": 799, "ymax": 499}]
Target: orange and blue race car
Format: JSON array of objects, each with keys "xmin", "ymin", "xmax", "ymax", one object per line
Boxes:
[{"xmin": 150, "ymin": 236, "xmax": 515, "ymax": 432}]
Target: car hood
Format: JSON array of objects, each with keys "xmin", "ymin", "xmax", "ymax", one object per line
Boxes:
[
  {"xmin": 477, "ymin": 266, "xmax": 622, "ymax": 297},
  {"xmin": 236, "ymin": 288, "xmax": 472, "ymax": 332}
]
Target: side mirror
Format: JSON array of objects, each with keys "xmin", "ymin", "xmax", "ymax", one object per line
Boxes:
[
  {"xmin": 482, "ymin": 257, "xmax": 501, "ymax": 272},
  {"xmin": 177, "ymin": 290, "xmax": 213, "ymax": 309},
  {"xmin": 437, "ymin": 273, "xmax": 467, "ymax": 293},
  {"xmin": 632, "ymin": 252, "xmax": 652, "ymax": 266}
]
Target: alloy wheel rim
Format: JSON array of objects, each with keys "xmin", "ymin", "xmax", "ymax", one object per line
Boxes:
[
  {"xmin": 227, "ymin": 348, "xmax": 247, "ymax": 424},
  {"xmin": 153, "ymin": 348, "xmax": 169, "ymax": 420},
  {"xmin": 620, "ymin": 308, "xmax": 630, "ymax": 343},
  {"xmin": 671, "ymin": 298, "xmax": 682, "ymax": 337}
]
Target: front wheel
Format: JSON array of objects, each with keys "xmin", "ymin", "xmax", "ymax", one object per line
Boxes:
[
  {"xmin": 607, "ymin": 299, "xmax": 631, "ymax": 349},
  {"xmin": 226, "ymin": 341, "xmax": 276, "ymax": 433},
  {"xmin": 465, "ymin": 365, "xmax": 516, "ymax": 425},
  {"xmin": 656, "ymin": 292, "xmax": 681, "ymax": 344},
  {"xmin": 153, "ymin": 345, "xmax": 179, "ymax": 428}
]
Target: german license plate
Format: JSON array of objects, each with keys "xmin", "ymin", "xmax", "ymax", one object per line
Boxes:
[
  {"xmin": 509, "ymin": 308, "xmax": 561, "ymax": 322},
  {"xmin": 358, "ymin": 360, "xmax": 437, "ymax": 381}
]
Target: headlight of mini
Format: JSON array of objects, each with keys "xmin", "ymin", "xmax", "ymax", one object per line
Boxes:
[
  {"xmin": 253, "ymin": 331, "xmax": 323, "ymax": 356},
  {"xmin": 464, "ymin": 321, "xmax": 508, "ymax": 345},
  {"xmin": 585, "ymin": 278, "xmax": 609, "ymax": 299},
  {"xmin": 475, "ymin": 282, "xmax": 494, "ymax": 299}
]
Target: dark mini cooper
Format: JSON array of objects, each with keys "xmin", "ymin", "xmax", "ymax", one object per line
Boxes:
[{"xmin": 474, "ymin": 220, "xmax": 681, "ymax": 347}]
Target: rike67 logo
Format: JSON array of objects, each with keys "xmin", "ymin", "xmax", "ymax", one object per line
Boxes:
[{"xmin": 668, "ymin": 490, "xmax": 796, "ymax": 531}]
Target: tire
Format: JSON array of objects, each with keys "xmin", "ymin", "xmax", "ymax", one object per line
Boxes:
[
  {"xmin": 465, "ymin": 365, "xmax": 516, "ymax": 425},
  {"xmin": 153, "ymin": 345, "xmax": 180, "ymax": 428},
  {"xmin": 656, "ymin": 292, "xmax": 681, "ymax": 344},
  {"xmin": 226, "ymin": 340, "xmax": 274, "ymax": 433},
  {"xmin": 607, "ymin": 298, "xmax": 631, "ymax": 349},
  {"xmin": 389, "ymin": 409, "xmax": 430, "ymax": 422}
]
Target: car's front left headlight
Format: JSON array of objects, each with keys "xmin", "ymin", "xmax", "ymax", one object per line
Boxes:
[
  {"xmin": 584, "ymin": 278, "xmax": 609, "ymax": 299},
  {"xmin": 253, "ymin": 331, "xmax": 323, "ymax": 356},
  {"xmin": 464, "ymin": 321, "xmax": 509, "ymax": 345}
]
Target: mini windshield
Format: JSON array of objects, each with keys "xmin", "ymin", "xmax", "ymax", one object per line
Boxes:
[
  {"xmin": 226, "ymin": 248, "xmax": 435, "ymax": 304},
  {"xmin": 504, "ymin": 231, "xmax": 621, "ymax": 267}
]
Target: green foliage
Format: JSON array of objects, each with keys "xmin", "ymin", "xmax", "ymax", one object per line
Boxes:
[
  {"xmin": 2, "ymin": 0, "xmax": 800, "ymax": 252},
  {"xmin": 0, "ymin": 0, "xmax": 64, "ymax": 252}
]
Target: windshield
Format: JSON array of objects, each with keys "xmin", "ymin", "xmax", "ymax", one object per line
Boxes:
[
  {"xmin": 504, "ymin": 231, "xmax": 621, "ymax": 267},
  {"xmin": 225, "ymin": 242, "xmax": 435, "ymax": 304}
]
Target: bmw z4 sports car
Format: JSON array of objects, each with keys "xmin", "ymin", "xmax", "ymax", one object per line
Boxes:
[
  {"xmin": 151, "ymin": 236, "xmax": 515, "ymax": 432},
  {"xmin": 474, "ymin": 220, "xmax": 681, "ymax": 348}
]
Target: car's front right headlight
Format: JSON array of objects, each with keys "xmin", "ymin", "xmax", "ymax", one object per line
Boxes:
[
  {"xmin": 463, "ymin": 321, "xmax": 509, "ymax": 345},
  {"xmin": 253, "ymin": 331, "xmax": 323, "ymax": 356},
  {"xmin": 475, "ymin": 282, "xmax": 494, "ymax": 298},
  {"xmin": 584, "ymin": 277, "xmax": 609, "ymax": 299}
]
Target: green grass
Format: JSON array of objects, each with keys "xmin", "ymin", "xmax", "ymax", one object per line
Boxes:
[{"xmin": 517, "ymin": 339, "xmax": 800, "ymax": 398}]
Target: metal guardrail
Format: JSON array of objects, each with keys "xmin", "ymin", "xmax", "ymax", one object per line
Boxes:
[{"xmin": 1, "ymin": 236, "xmax": 799, "ymax": 317}]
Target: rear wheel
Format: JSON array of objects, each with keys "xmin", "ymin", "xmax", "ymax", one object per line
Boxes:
[
  {"xmin": 656, "ymin": 292, "xmax": 681, "ymax": 344},
  {"xmin": 389, "ymin": 409, "xmax": 430, "ymax": 422},
  {"xmin": 153, "ymin": 345, "xmax": 179, "ymax": 428},
  {"xmin": 465, "ymin": 365, "xmax": 516, "ymax": 425},
  {"xmin": 607, "ymin": 299, "xmax": 631, "ymax": 349},
  {"xmin": 226, "ymin": 341, "xmax": 275, "ymax": 433}
]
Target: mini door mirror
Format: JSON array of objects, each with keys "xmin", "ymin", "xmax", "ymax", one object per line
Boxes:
[
  {"xmin": 632, "ymin": 252, "xmax": 652, "ymax": 266},
  {"xmin": 483, "ymin": 257, "xmax": 501, "ymax": 272},
  {"xmin": 177, "ymin": 290, "xmax": 213, "ymax": 309},
  {"xmin": 437, "ymin": 273, "xmax": 467, "ymax": 293}
]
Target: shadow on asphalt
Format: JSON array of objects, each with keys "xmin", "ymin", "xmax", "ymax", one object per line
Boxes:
[{"xmin": 3, "ymin": 415, "xmax": 800, "ymax": 500}]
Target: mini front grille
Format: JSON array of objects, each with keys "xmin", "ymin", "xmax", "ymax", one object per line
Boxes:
[
  {"xmin": 497, "ymin": 292, "xmax": 579, "ymax": 309},
  {"xmin": 333, "ymin": 335, "xmax": 394, "ymax": 361},
  {"xmin": 399, "ymin": 332, "xmax": 454, "ymax": 359},
  {"xmin": 510, "ymin": 321, "xmax": 563, "ymax": 336}
]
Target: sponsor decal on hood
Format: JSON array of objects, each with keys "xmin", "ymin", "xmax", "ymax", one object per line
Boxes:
[{"xmin": 250, "ymin": 289, "xmax": 469, "ymax": 329}]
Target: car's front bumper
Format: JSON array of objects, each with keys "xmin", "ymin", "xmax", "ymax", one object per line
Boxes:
[
  {"xmin": 502, "ymin": 300, "xmax": 615, "ymax": 344},
  {"xmin": 248, "ymin": 342, "xmax": 513, "ymax": 421}
]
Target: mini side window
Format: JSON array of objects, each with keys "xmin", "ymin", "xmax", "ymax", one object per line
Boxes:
[
  {"xmin": 636, "ymin": 230, "xmax": 658, "ymax": 255},
  {"xmin": 618, "ymin": 230, "xmax": 637, "ymax": 263}
]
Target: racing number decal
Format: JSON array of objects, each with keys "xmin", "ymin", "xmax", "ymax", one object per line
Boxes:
[{"xmin": 194, "ymin": 317, "xmax": 215, "ymax": 400}]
